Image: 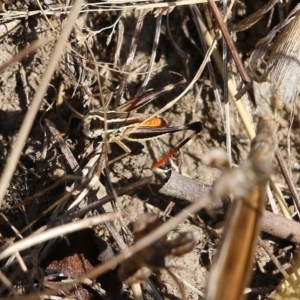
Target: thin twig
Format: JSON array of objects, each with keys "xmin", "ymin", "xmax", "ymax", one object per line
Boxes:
[
  {"xmin": 207, "ymin": 0, "xmax": 252, "ymax": 99},
  {"xmin": 0, "ymin": 0, "xmax": 84, "ymax": 207},
  {"xmin": 136, "ymin": 14, "xmax": 162, "ymax": 96},
  {"xmin": 275, "ymin": 149, "xmax": 300, "ymax": 216},
  {"xmin": 115, "ymin": 9, "xmax": 150, "ymax": 104},
  {"xmin": 0, "ymin": 213, "xmax": 120, "ymax": 261}
]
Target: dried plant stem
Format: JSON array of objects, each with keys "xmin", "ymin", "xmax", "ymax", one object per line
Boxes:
[
  {"xmin": 276, "ymin": 147, "xmax": 300, "ymax": 215},
  {"xmin": 207, "ymin": 186, "xmax": 267, "ymax": 300},
  {"xmin": 158, "ymin": 171, "xmax": 300, "ymax": 244},
  {"xmin": 0, "ymin": 0, "xmax": 218, "ymax": 22},
  {"xmin": 0, "ymin": 213, "xmax": 120, "ymax": 261},
  {"xmin": 132, "ymin": 283, "xmax": 144, "ymax": 300},
  {"xmin": 136, "ymin": 14, "xmax": 162, "ymax": 96},
  {"xmin": 258, "ymin": 237, "xmax": 289, "ymax": 280},
  {"xmin": 194, "ymin": 6, "xmax": 290, "ymax": 218},
  {"xmin": 208, "ymin": 0, "xmax": 252, "ymax": 98},
  {"xmin": 115, "ymin": 9, "xmax": 150, "ymax": 103},
  {"xmin": 230, "ymin": 0, "xmax": 279, "ymax": 32},
  {"xmin": 132, "ymin": 0, "xmax": 221, "ymax": 11},
  {"xmin": 0, "ymin": 38, "xmax": 46, "ymax": 73},
  {"xmin": 190, "ymin": 5, "xmax": 224, "ymax": 121},
  {"xmin": 205, "ymin": 118, "xmax": 277, "ymax": 300},
  {"xmin": 0, "ymin": 0, "xmax": 85, "ymax": 207},
  {"xmin": 193, "ymin": 7, "xmax": 255, "ymax": 138},
  {"xmin": 0, "ymin": 271, "xmax": 14, "ymax": 294},
  {"xmin": 165, "ymin": 268, "xmax": 187, "ymax": 300},
  {"xmin": 269, "ymin": 177, "xmax": 291, "ymax": 219},
  {"xmin": 35, "ymin": 0, "xmax": 56, "ymax": 32}
]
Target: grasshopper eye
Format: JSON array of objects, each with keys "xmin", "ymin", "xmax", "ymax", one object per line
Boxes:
[
  {"xmin": 83, "ymin": 115, "xmax": 104, "ymax": 138},
  {"xmin": 89, "ymin": 117, "xmax": 104, "ymax": 134}
]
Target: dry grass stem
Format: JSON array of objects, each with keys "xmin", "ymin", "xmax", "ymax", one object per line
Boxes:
[
  {"xmin": 0, "ymin": 1, "xmax": 300, "ymax": 299},
  {"xmin": 0, "ymin": 212, "xmax": 120, "ymax": 261},
  {"xmin": 0, "ymin": 0, "xmax": 85, "ymax": 206}
]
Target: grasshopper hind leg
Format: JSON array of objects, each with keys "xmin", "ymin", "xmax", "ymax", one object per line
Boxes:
[{"xmin": 107, "ymin": 138, "xmax": 132, "ymax": 165}]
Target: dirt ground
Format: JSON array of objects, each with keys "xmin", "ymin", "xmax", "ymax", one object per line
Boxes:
[{"xmin": 0, "ymin": 0, "xmax": 300, "ymax": 299}]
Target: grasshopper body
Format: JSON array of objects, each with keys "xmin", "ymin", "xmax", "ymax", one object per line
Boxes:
[{"xmin": 82, "ymin": 78, "xmax": 202, "ymax": 168}]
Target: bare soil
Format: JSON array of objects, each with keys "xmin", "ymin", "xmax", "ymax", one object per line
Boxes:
[{"xmin": 0, "ymin": 1, "xmax": 299, "ymax": 299}]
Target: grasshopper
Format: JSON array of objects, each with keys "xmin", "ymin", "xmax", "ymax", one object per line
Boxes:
[{"xmin": 82, "ymin": 78, "xmax": 202, "ymax": 168}]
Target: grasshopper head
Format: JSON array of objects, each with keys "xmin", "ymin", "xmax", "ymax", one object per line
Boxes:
[{"xmin": 82, "ymin": 111, "xmax": 105, "ymax": 138}]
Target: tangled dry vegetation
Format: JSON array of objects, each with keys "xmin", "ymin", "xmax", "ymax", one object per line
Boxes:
[{"xmin": 1, "ymin": 0, "xmax": 300, "ymax": 299}]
